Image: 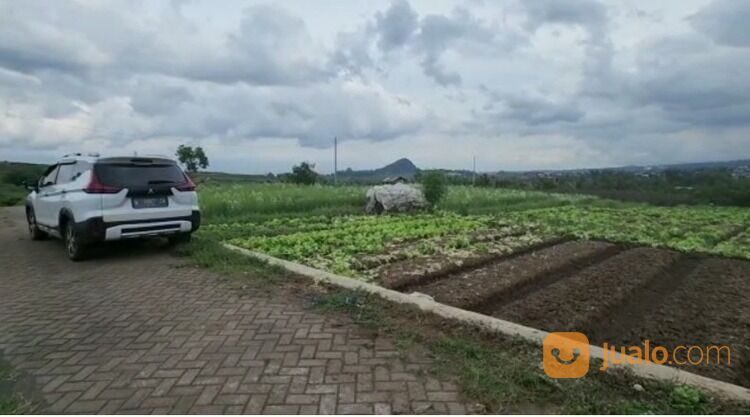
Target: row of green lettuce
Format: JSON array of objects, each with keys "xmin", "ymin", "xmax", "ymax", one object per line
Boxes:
[{"xmin": 213, "ymin": 204, "xmax": 749, "ymax": 278}]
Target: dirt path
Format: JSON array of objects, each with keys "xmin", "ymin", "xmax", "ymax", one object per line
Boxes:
[{"xmin": 0, "ymin": 206, "xmax": 469, "ymax": 414}]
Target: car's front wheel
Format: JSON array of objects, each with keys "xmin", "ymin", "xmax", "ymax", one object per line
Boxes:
[
  {"xmin": 64, "ymin": 222, "xmax": 87, "ymax": 261},
  {"xmin": 26, "ymin": 207, "xmax": 47, "ymax": 241}
]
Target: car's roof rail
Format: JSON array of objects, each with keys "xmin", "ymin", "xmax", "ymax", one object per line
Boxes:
[{"xmin": 60, "ymin": 152, "xmax": 100, "ymax": 161}]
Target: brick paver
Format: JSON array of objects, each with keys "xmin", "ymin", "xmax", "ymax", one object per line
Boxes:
[{"xmin": 0, "ymin": 207, "xmax": 469, "ymax": 414}]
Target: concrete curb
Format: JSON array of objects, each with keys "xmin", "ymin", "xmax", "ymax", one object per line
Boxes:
[{"xmin": 224, "ymin": 243, "xmax": 750, "ymax": 402}]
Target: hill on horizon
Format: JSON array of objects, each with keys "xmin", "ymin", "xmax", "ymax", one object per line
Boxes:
[{"xmin": 333, "ymin": 157, "xmax": 419, "ymax": 183}]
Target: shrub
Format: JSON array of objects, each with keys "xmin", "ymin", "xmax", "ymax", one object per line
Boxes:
[
  {"xmin": 421, "ymin": 170, "xmax": 446, "ymax": 207},
  {"xmin": 289, "ymin": 162, "xmax": 319, "ymax": 185}
]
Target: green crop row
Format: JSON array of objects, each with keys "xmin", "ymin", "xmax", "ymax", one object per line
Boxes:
[
  {"xmin": 229, "ymin": 213, "xmax": 494, "ymax": 277},
  {"xmin": 499, "ymin": 206, "xmax": 750, "ymax": 259}
]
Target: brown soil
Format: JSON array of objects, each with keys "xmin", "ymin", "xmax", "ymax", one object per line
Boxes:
[
  {"xmin": 388, "ymin": 239, "xmax": 750, "ymax": 387},
  {"xmin": 376, "ymin": 237, "xmax": 563, "ymax": 290},
  {"xmin": 494, "ymin": 247, "xmax": 681, "ymax": 331},
  {"xmin": 407, "ymin": 241, "xmax": 617, "ymax": 310},
  {"xmin": 594, "ymin": 257, "xmax": 750, "ymax": 386}
]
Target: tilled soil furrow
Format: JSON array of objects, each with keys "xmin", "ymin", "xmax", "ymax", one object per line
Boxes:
[
  {"xmin": 406, "ymin": 240, "xmax": 615, "ymax": 310},
  {"xmin": 389, "ymin": 237, "xmax": 566, "ymax": 290},
  {"xmin": 475, "ymin": 244, "xmax": 625, "ymax": 315},
  {"xmin": 586, "ymin": 255, "xmax": 699, "ymax": 344},
  {"xmin": 610, "ymin": 258, "xmax": 750, "ymax": 386},
  {"xmin": 493, "ymin": 247, "xmax": 681, "ymax": 332}
]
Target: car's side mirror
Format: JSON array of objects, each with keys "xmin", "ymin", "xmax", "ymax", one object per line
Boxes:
[{"xmin": 22, "ymin": 181, "xmax": 38, "ymax": 192}]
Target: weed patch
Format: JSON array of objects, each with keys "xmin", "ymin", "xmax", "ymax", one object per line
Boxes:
[{"xmin": 311, "ymin": 288, "xmax": 750, "ymax": 414}]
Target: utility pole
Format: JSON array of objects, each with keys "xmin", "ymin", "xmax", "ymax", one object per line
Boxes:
[
  {"xmin": 472, "ymin": 155, "xmax": 476, "ymax": 186},
  {"xmin": 334, "ymin": 136, "xmax": 338, "ymax": 186}
]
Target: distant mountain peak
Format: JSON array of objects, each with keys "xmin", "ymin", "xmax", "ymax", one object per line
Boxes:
[
  {"xmin": 332, "ymin": 157, "xmax": 419, "ymax": 182},
  {"xmin": 381, "ymin": 158, "xmax": 418, "ymax": 174}
]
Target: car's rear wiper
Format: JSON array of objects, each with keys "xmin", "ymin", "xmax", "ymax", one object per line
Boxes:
[{"xmin": 147, "ymin": 180, "xmax": 176, "ymax": 184}]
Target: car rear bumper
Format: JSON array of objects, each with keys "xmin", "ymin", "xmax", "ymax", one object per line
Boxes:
[{"xmin": 75, "ymin": 211, "xmax": 201, "ymax": 243}]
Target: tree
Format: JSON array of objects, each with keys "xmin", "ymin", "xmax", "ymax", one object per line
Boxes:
[
  {"xmin": 176, "ymin": 145, "xmax": 209, "ymax": 173},
  {"xmin": 476, "ymin": 173, "xmax": 492, "ymax": 187},
  {"xmin": 289, "ymin": 162, "xmax": 318, "ymax": 185},
  {"xmin": 420, "ymin": 170, "xmax": 446, "ymax": 207}
]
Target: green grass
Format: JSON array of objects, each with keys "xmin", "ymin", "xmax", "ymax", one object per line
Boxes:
[
  {"xmin": 0, "ymin": 183, "xmax": 26, "ymax": 207},
  {"xmin": 198, "ymin": 183, "xmax": 366, "ymax": 224},
  {"xmin": 0, "ymin": 161, "xmax": 45, "ymax": 207},
  {"xmin": 440, "ymin": 185, "xmax": 614, "ymax": 214},
  {"xmin": 197, "ymin": 183, "xmax": 618, "ymax": 225},
  {"xmin": 173, "ymin": 232, "xmax": 288, "ymax": 282},
  {"xmin": 0, "ymin": 361, "xmax": 34, "ymax": 414},
  {"xmin": 313, "ymin": 289, "xmax": 749, "ymax": 414},
  {"xmin": 0, "ymin": 396, "xmax": 32, "ymax": 414}
]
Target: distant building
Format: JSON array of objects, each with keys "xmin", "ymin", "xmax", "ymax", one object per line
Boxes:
[{"xmin": 382, "ymin": 176, "xmax": 408, "ymax": 184}]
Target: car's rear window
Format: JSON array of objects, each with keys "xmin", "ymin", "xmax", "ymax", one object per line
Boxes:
[{"xmin": 94, "ymin": 163, "xmax": 185, "ymax": 187}]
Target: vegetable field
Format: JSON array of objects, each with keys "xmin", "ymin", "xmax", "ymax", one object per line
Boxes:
[{"xmin": 200, "ymin": 183, "xmax": 750, "ymax": 387}]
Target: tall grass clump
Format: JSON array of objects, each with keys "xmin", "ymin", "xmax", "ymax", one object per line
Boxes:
[
  {"xmin": 420, "ymin": 171, "xmax": 447, "ymax": 208},
  {"xmin": 199, "ymin": 183, "xmax": 366, "ymax": 224},
  {"xmin": 440, "ymin": 186, "xmax": 611, "ymax": 214}
]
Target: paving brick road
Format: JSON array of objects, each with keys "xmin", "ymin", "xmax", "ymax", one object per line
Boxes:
[{"xmin": 0, "ymin": 206, "xmax": 468, "ymax": 414}]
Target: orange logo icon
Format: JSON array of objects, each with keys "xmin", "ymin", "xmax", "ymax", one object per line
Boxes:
[{"xmin": 543, "ymin": 332, "xmax": 590, "ymax": 378}]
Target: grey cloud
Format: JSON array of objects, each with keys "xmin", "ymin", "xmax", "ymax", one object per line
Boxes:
[
  {"xmin": 518, "ymin": 0, "xmax": 616, "ymax": 97},
  {"xmin": 0, "ymin": 3, "xmax": 108, "ymax": 74},
  {"xmin": 130, "ymin": 83, "xmax": 193, "ymax": 115},
  {"xmin": 474, "ymin": 86, "xmax": 585, "ymax": 134},
  {"xmin": 374, "ymin": 0, "xmax": 419, "ymax": 52},
  {"xmin": 522, "ymin": 0, "xmax": 607, "ymax": 36},
  {"xmin": 183, "ymin": 4, "xmax": 330, "ymax": 85},
  {"xmin": 632, "ymin": 35, "xmax": 750, "ymax": 126},
  {"xmin": 0, "ymin": 1, "xmax": 330, "ymax": 86},
  {"xmin": 690, "ymin": 0, "xmax": 750, "ymax": 47},
  {"xmin": 361, "ymin": 2, "xmax": 525, "ymax": 86},
  {"xmin": 330, "ymin": 29, "xmax": 376, "ymax": 77},
  {"xmin": 415, "ymin": 7, "xmax": 525, "ymax": 86},
  {"xmin": 421, "ymin": 55, "xmax": 461, "ymax": 86},
  {"xmin": 502, "ymin": 96, "xmax": 584, "ymax": 125},
  {"xmin": 0, "ymin": 1, "xmax": 428, "ymax": 152}
]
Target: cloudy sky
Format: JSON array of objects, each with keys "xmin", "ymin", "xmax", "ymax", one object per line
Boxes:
[{"xmin": 1, "ymin": 0, "xmax": 749, "ymax": 174}]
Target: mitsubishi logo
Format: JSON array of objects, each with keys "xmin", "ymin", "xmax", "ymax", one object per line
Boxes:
[{"xmin": 148, "ymin": 188, "xmax": 155, "ymax": 194}]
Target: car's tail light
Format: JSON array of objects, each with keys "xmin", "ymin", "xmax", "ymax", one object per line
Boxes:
[
  {"xmin": 83, "ymin": 171, "xmax": 122, "ymax": 194},
  {"xmin": 175, "ymin": 174, "xmax": 196, "ymax": 192}
]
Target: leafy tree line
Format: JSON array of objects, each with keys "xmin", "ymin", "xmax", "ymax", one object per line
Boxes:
[{"xmin": 461, "ymin": 169, "xmax": 750, "ymax": 207}]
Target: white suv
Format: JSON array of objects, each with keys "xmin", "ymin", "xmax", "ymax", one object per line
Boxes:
[{"xmin": 25, "ymin": 154, "xmax": 200, "ymax": 260}]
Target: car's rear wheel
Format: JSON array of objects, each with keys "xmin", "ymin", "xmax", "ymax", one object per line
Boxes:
[
  {"xmin": 26, "ymin": 208, "xmax": 47, "ymax": 241},
  {"xmin": 65, "ymin": 222, "xmax": 87, "ymax": 261},
  {"xmin": 167, "ymin": 233, "xmax": 191, "ymax": 245}
]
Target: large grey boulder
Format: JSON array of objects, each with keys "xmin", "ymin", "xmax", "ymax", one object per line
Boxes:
[{"xmin": 365, "ymin": 183, "xmax": 427, "ymax": 214}]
